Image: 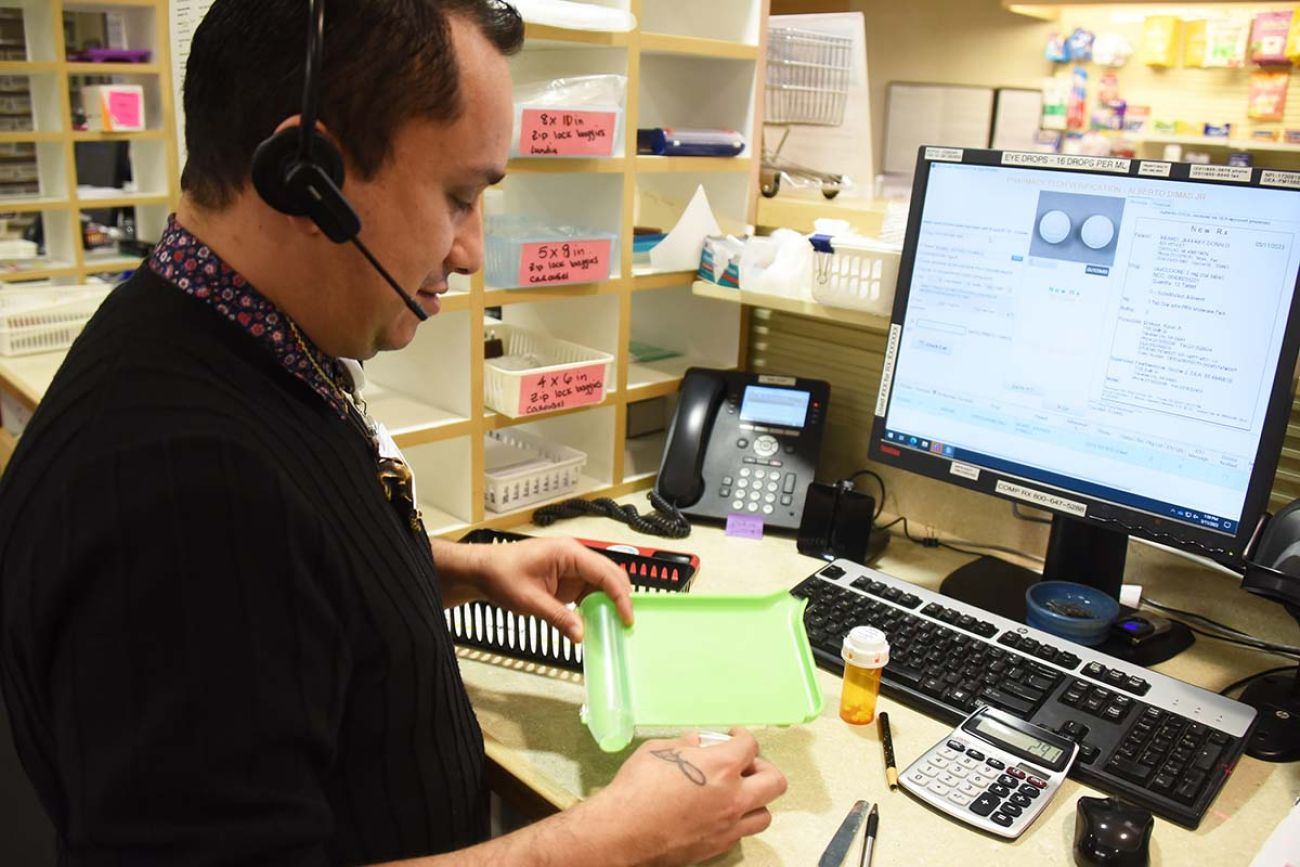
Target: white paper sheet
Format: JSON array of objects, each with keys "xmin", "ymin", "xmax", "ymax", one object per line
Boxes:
[{"xmin": 649, "ymin": 185, "xmax": 721, "ymax": 273}]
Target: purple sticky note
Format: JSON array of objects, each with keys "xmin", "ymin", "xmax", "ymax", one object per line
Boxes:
[{"xmin": 725, "ymin": 513, "xmax": 765, "ymax": 540}]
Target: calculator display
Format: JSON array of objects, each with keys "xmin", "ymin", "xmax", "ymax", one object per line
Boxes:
[{"xmin": 971, "ymin": 716, "xmax": 1065, "ymax": 766}]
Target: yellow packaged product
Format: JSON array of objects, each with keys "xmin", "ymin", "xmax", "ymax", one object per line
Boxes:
[{"xmin": 1142, "ymin": 15, "xmax": 1181, "ymax": 67}]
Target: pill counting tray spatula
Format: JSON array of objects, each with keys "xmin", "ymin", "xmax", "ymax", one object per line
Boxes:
[{"xmin": 579, "ymin": 591, "xmax": 824, "ymax": 752}]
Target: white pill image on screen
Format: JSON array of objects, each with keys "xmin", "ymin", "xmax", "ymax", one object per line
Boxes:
[
  {"xmin": 1038, "ymin": 210, "xmax": 1071, "ymax": 244},
  {"xmin": 1080, "ymin": 215, "xmax": 1116, "ymax": 250}
]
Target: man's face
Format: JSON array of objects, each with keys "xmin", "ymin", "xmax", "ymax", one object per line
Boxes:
[{"xmin": 336, "ymin": 15, "xmax": 512, "ymax": 357}]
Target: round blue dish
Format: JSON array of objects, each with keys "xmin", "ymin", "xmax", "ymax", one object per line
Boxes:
[{"xmin": 1024, "ymin": 581, "xmax": 1120, "ymax": 646}]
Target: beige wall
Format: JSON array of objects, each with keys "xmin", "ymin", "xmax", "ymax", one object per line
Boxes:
[{"xmin": 854, "ymin": 0, "xmax": 1056, "ymax": 178}]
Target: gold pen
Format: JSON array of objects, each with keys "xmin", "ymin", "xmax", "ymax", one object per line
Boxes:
[{"xmin": 878, "ymin": 712, "xmax": 898, "ymax": 790}]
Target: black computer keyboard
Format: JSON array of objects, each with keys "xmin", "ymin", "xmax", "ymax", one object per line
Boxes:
[{"xmin": 791, "ymin": 560, "xmax": 1258, "ymax": 829}]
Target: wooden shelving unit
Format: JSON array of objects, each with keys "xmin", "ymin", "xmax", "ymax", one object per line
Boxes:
[
  {"xmin": 0, "ymin": 0, "xmax": 768, "ymax": 542},
  {"xmin": 0, "ymin": 0, "xmax": 178, "ymax": 287},
  {"xmin": 380, "ymin": 0, "xmax": 769, "ymax": 537}
]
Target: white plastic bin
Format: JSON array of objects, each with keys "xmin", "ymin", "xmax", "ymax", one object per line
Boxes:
[
  {"xmin": 809, "ymin": 236, "xmax": 901, "ymax": 316},
  {"xmin": 0, "ymin": 284, "xmax": 112, "ymax": 356},
  {"xmin": 484, "ymin": 428, "xmax": 587, "ymax": 513},
  {"xmin": 484, "ymin": 322, "xmax": 614, "ymax": 418}
]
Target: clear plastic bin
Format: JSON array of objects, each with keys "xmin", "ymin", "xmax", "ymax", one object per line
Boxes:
[
  {"xmin": 510, "ymin": 74, "xmax": 626, "ymax": 158},
  {"xmin": 486, "ymin": 215, "xmax": 618, "ymax": 289}
]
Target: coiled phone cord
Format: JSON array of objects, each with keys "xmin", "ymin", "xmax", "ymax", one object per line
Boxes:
[{"xmin": 532, "ymin": 490, "xmax": 692, "ymax": 539}]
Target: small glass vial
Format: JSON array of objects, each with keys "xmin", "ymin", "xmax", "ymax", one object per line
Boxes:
[{"xmin": 840, "ymin": 626, "xmax": 889, "ymax": 725}]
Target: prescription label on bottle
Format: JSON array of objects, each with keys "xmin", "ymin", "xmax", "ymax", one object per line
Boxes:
[
  {"xmin": 520, "ymin": 109, "xmax": 617, "ymax": 157},
  {"xmin": 519, "ymin": 363, "xmax": 606, "ymax": 416},
  {"xmin": 519, "ymin": 238, "xmax": 612, "ymax": 286}
]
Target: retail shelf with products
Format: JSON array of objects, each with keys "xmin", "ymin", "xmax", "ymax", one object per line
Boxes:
[{"xmin": 1112, "ymin": 131, "xmax": 1300, "ymax": 154}]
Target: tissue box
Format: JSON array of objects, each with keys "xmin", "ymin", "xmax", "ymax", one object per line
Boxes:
[{"xmin": 81, "ymin": 85, "xmax": 145, "ymax": 132}]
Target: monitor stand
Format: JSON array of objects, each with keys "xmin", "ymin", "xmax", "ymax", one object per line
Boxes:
[{"xmin": 939, "ymin": 514, "xmax": 1194, "ymax": 667}]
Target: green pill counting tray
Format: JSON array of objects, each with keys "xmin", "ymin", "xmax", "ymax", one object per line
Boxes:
[{"xmin": 579, "ymin": 590, "xmax": 824, "ymax": 752}]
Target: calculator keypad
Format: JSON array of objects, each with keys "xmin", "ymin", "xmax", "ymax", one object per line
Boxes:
[{"xmin": 900, "ymin": 734, "xmax": 1069, "ymax": 839}]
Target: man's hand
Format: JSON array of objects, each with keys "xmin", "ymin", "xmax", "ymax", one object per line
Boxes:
[
  {"xmin": 430, "ymin": 536, "xmax": 633, "ymax": 642},
  {"xmin": 578, "ymin": 728, "xmax": 788, "ymax": 866}
]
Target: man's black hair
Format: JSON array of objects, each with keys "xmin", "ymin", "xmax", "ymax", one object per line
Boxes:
[{"xmin": 180, "ymin": 0, "xmax": 523, "ymax": 210}]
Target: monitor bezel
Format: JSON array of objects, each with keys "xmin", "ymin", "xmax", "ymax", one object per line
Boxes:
[{"xmin": 869, "ymin": 147, "xmax": 1300, "ymax": 567}]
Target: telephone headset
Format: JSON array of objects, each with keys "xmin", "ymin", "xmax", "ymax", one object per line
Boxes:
[{"xmin": 249, "ymin": 0, "xmax": 428, "ymax": 322}]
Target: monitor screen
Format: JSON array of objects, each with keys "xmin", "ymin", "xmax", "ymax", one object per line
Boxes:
[
  {"xmin": 872, "ymin": 150, "xmax": 1300, "ymax": 564},
  {"xmin": 740, "ymin": 385, "xmax": 811, "ymax": 429}
]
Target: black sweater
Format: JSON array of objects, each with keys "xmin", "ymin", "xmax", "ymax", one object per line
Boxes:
[{"xmin": 0, "ymin": 268, "xmax": 487, "ymax": 865}]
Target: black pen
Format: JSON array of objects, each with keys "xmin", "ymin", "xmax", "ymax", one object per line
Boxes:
[
  {"xmin": 859, "ymin": 803, "xmax": 878, "ymax": 867},
  {"xmin": 878, "ymin": 711, "xmax": 897, "ymax": 790}
]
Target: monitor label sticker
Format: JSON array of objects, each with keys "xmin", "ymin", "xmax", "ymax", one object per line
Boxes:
[
  {"xmin": 925, "ymin": 147, "xmax": 964, "ymax": 162},
  {"xmin": 1189, "ymin": 164, "xmax": 1252, "ymax": 183},
  {"xmin": 995, "ymin": 481, "xmax": 1087, "ymax": 517},
  {"xmin": 950, "ymin": 462, "xmax": 980, "ymax": 480},
  {"xmin": 1138, "ymin": 161, "xmax": 1172, "ymax": 178},
  {"xmin": 1001, "ymin": 152, "xmax": 1131, "ymax": 174},
  {"xmin": 1261, "ymin": 170, "xmax": 1300, "ymax": 189},
  {"xmin": 877, "ymin": 324, "xmax": 902, "ymax": 416}
]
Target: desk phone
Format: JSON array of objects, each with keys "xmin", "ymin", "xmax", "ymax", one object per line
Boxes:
[
  {"xmin": 656, "ymin": 368, "xmax": 829, "ymax": 531},
  {"xmin": 901, "ymin": 706, "xmax": 1078, "ymax": 838}
]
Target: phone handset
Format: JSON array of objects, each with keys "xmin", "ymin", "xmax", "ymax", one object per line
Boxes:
[{"xmin": 655, "ymin": 370, "xmax": 726, "ymax": 508}]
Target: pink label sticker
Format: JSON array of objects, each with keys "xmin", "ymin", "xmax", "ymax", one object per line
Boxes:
[
  {"xmin": 106, "ymin": 90, "xmax": 142, "ymax": 130},
  {"xmin": 517, "ymin": 362, "xmax": 606, "ymax": 416},
  {"xmin": 725, "ymin": 513, "xmax": 765, "ymax": 540},
  {"xmin": 519, "ymin": 108, "xmax": 617, "ymax": 157},
  {"xmin": 518, "ymin": 238, "xmax": 611, "ymax": 287}
]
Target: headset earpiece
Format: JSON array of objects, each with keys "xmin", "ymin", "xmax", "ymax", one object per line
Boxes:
[{"xmin": 251, "ymin": 125, "xmax": 360, "ymax": 243}]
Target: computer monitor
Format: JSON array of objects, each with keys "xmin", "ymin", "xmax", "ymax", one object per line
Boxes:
[{"xmin": 871, "ymin": 147, "xmax": 1300, "ymax": 620}]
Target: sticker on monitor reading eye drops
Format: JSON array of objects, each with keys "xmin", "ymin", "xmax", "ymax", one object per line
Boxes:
[
  {"xmin": 925, "ymin": 147, "xmax": 963, "ymax": 162},
  {"xmin": 950, "ymin": 462, "xmax": 980, "ymax": 481},
  {"xmin": 876, "ymin": 324, "xmax": 902, "ymax": 417},
  {"xmin": 1001, "ymin": 152, "xmax": 1131, "ymax": 174},
  {"xmin": 995, "ymin": 480, "xmax": 1086, "ymax": 517}
]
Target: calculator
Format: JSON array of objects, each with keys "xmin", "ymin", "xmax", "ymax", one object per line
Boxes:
[{"xmin": 899, "ymin": 706, "xmax": 1078, "ymax": 838}]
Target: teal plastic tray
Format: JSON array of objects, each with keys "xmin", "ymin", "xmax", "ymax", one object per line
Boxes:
[{"xmin": 579, "ymin": 591, "xmax": 824, "ymax": 752}]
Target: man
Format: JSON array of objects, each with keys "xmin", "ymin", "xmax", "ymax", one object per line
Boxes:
[{"xmin": 0, "ymin": 1, "xmax": 786, "ymax": 864}]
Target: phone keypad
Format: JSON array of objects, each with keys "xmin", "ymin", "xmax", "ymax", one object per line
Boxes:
[{"xmin": 722, "ymin": 470, "xmax": 798, "ymax": 510}]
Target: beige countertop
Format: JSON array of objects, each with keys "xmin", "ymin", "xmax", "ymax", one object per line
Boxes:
[
  {"xmin": 0, "ymin": 347, "xmax": 64, "ymax": 411},
  {"xmin": 457, "ymin": 508, "xmax": 1300, "ymax": 866}
]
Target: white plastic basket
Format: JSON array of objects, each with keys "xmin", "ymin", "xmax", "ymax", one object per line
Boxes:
[
  {"xmin": 484, "ymin": 428, "xmax": 587, "ymax": 513},
  {"xmin": 0, "ymin": 284, "xmax": 111, "ymax": 356},
  {"xmin": 809, "ymin": 237, "xmax": 901, "ymax": 317},
  {"xmin": 483, "ymin": 322, "xmax": 614, "ymax": 418}
]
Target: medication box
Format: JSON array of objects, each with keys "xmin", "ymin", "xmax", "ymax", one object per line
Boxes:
[{"xmin": 81, "ymin": 84, "xmax": 145, "ymax": 132}]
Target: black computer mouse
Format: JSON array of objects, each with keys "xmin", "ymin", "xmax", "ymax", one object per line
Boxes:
[{"xmin": 1073, "ymin": 796, "xmax": 1154, "ymax": 866}]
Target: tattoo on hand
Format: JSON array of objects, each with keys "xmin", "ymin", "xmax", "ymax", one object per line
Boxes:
[{"xmin": 650, "ymin": 748, "xmax": 706, "ymax": 786}]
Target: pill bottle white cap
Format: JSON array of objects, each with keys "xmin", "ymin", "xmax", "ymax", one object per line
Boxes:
[{"xmin": 841, "ymin": 626, "xmax": 889, "ymax": 668}]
